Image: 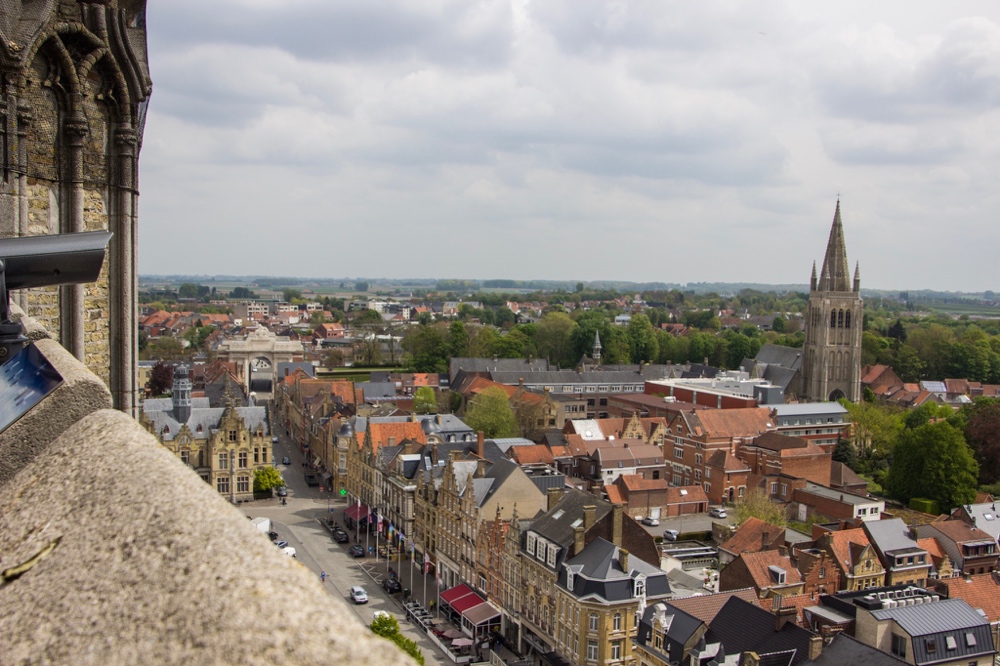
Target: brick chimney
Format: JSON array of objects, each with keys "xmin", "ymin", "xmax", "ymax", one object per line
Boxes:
[
  {"xmin": 808, "ymin": 635, "xmax": 823, "ymax": 660},
  {"xmin": 477, "ymin": 431, "xmax": 484, "ymax": 459},
  {"xmin": 772, "ymin": 594, "xmax": 797, "ymax": 630},
  {"xmin": 547, "ymin": 487, "xmax": 564, "ymax": 511},
  {"xmin": 574, "ymin": 525, "xmax": 585, "ymax": 556},
  {"xmin": 584, "ymin": 505, "xmax": 597, "ymax": 530},
  {"xmin": 619, "ymin": 548, "xmax": 629, "ymax": 573},
  {"xmin": 388, "ymin": 436, "xmax": 396, "ymax": 447},
  {"xmin": 476, "ymin": 459, "xmax": 487, "ymax": 478},
  {"xmin": 762, "ymin": 530, "xmax": 771, "ymax": 551},
  {"xmin": 612, "ymin": 503, "xmax": 623, "ymax": 547}
]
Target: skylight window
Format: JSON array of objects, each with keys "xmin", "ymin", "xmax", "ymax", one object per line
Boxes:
[
  {"xmin": 984, "ymin": 514, "xmax": 994, "ymax": 521},
  {"xmin": 945, "ymin": 636, "xmax": 957, "ymax": 650},
  {"xmin": 966, "ymin": 633, "xmax": 977, "ymax": 647},
  {"xmin": 552, "ymin": 510, "xmax": 564, "ymax": 520}
]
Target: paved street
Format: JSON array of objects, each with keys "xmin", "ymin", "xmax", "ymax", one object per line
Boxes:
[{"xmin": 242, "ymin": 423, "xmax": 454, "ymax": 666}]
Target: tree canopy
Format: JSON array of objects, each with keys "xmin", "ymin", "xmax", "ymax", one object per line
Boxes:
[
  {"xmin": 413, "ymin": 386, "xmax": 438, "ymax": 414},
  {"xmin": 885, "ymin": 420, "xmax": 978, "ymax": 510},
  {"xmin": 464, "ymin": 386, "xmax": 519, "ymax": 439},
  {"xmin": 253, "ymin": 467, "xmax": 284, "ymax": 492},
  {"xmin": 733, "ymin": 488, "xmax": 787, "ymax": 528}
]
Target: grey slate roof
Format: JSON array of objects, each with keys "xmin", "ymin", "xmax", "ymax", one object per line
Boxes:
[
  {"xmin": 864, "ymin": 517, "xmax": 925, "ymax": 556},
  {"xmin": 357, "ymin": 382, "xmax": 396, "ymax": 400},
  {"xmin": 559, "ymin": 537, "xmax": 671, "ymax": 603},
  {"xmin": 637, "ymin": 602, "xmax": 703, "ymax": 665},
  {"xmin": 528, "ymin": 489, "xmax": 612, "ymax": 548},
  {"xmin": 755, "ymin": 344, "xmax": 805, "ymax": 371},
  {"xmin": 706, "ymin": 596, "xmax": 816, "ymax": 666},
  {"xmin": 869, "ymin": 599, "xmax": 994, "ymax": 665},
  {"xmin": 803, "ymin": 634, "xmax": 907, "ymax": 666},
  {"xmin": 141, "ymin": 402, "xmax": 268, "ymax": 441}
]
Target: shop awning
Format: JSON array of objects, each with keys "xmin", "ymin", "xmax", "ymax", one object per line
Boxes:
[
  {"xmin": 440, "ymin": 583, "xmax": 477, "ymax": 606},
  {"xmin": 462, "ymin": 602, "xmax": 500, "ymax": 627},
  {"xmin": 345, "ymin": 503, "xmax": 369, "ymax": 521}
]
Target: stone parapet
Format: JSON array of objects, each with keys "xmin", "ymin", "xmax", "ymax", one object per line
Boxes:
[{"xmin": 0, "ymin": 313, "xmax": 414, "ymax": 665}]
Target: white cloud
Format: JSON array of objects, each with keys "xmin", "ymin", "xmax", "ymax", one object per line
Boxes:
[{"xmin": 138, "ymin": 0, "xmax": 1000, "ymax": 291}]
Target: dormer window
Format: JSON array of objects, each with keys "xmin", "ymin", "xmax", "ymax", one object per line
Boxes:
[{"xmin": 634, "ymin": 576, "xmax": 646, "ymax": 598}]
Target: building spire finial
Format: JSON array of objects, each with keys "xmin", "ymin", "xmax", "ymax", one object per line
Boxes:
[{"xmin": 818, "ymin": 199, "xmax": 851, "ymax": 292}]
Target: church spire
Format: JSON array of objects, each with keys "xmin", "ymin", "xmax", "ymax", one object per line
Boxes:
[
  {"xmin": 810, "ymin": 261, "xmax": 817, "ymax": 291},
  {"xmin": 853, "ymin": 261, "xmax": 861, "ymax": 293},
  {"xmin": 818, "ymin": 198, "xmax": 851, "ymax": 292}
]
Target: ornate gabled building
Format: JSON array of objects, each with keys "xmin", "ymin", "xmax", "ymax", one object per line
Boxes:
[
  {"xmin": 140, "ymin": 366, "xmax": 272, "ymax": 502},
  {"xmin": 0, "ymin": 1, "xmax": 152, "ymax": 415},
  {"xmin": 802, "ymin": 201, "xmax": 863, "ymax": 402}
]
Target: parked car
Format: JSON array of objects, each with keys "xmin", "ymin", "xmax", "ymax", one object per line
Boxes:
[
  {"xmin": 281, "ymin": 456, "xmax": 291, "ymax": 465},
  {"xmin": 272, "ymin": 436, "xmax": 279, "ymax": 444},
  {"xmin": 277, "ymin": 486, "xmax": 287, "ymax": 497},
  {"xmin": 274, "ymin": 540, "xmax": 289, "ymax": 549},
  {"xmin": 267, "ymin": 531, "xmax": 279, "ymax": 541},
  {"xmin": 709, "ymin": 506, "xmax": 727, "ymax": 519},
  {"xmin": 350, "ymin": 586, "xmax": 368, "ymax": 604},
  {"xmin": 333, "ymin": 530, "xmax": 349, "ymax": 543},
  {"xmin": 663, "ymin": 529, "xmax": 679, "ymax": 541},
  {"xmin": 281, "ymin": 547, "xmax": 296, "ymax": 558},
  {"xmin": 641, "ymin": 517, "xmax": 660, "ymax": 526},
  {"xmin": 382, "ymin": 578, "xmax": 402, "ymax": 594},
  {"xmin": 304, "ymin": 475, "xmax": 319, "ymax": 487},
  {"xmin": 349, "ymin": 545, "xmax": 365, "ymax": 558}
]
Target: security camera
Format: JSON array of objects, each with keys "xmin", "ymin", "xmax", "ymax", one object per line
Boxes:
[{"xmin": 0, "ymin": 230, "xmax": 112, "ymax": 361}]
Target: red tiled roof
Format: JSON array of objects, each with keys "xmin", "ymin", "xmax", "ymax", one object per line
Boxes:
[
  {"xmin": 365, "ymin": 422, "xmax": 427, "ymax": 451},
  {"xmin": 720, "ymin": 516, "xmax": 784, "ymax": 555},
  {"xmin": 827, "ymin": 528, "xmax": 875, "ymax": 570},
  {"xmin": 935, "ymin": 573, "xmax": 1000, "ymax": 622},
  {"xmin": 667, "ymin": 589, "xmax": 759, "ymax": 623},
  {"xmin": 691, "ymin": 407, "xmax": 775, "ymax": 440},
  {"xmin": 739, "ymin": 550, "xmax": 803, "ymax": 591},
  {"xmin": 511, "ymin": 445, "xmax": 555, "ymax": 466},
  {"xmin": 605, "ymin": 484, "xmax": 625, "ymax": 504},
  {"xmin": 619, "ymin": 475, "xmax": 667, "ymax": 492},
  {"xmin": 666, "ymin": 486, "xmax": 708, "ymax": 504}
]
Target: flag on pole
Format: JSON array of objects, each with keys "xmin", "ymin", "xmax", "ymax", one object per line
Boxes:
[
  {"xmin": 377, "ymin": 513, "xmax": 383, "ymax": 533},
  {"xmin": 388, "ymin": 522, "xmax": 394, "ymax": 541},
  {"xmin": 423, "ymin": 552, "xmax": 431, "ymax": 575}
]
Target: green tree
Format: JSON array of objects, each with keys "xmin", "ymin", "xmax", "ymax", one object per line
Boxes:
[
  {"xmin": 253, "ymin": 466, "xmax": 284, "ymax": 492},
  {"xmin": 178, "ymin": 282, "xmax": 202, "ymax": 299},
  {"xmin": 535, "ymin": 312, "xmax": 577, "ymax": 367},
  {"xmin": 355, "ymin": 309, "xmax": 383, "ymax": 326},
  {"xmin": 493, "ymin": 328, "xmax": 532, "ymax": 358},
  {"xmin": 771, "ymin": 316, "xmax": 786, "ymax": 333},
  {"xmin": 494, "ymin": 306, "xmax": 516, "ymax": 328},
  {"xmin": 371, "ymin": 612, "xmax": 401, "ymax": 638},
  {"xmin": 840, "ymin": 400, "xmax": 903, "ymax": 461},
  {"xmin": 733, "ymin": 488, "xmax": 787, "ymax": 527},
  {"xmin": 403, "ymin": 326, "xmax": 449, "ymax": 373},
  {"xmin": 627, "ymin": 314, "xmax": 659, "ymax": 363},
  {"xmin": 229, "ymin": 286, "xmax": 257, "ymax": 299},
  {"xmin": 885, "ymin": 421, "xmax": 978, "ymax": 510},
  {"xmin": 323, "ymin": 349, "xmax": 344, "ymax": 368},
  {"xmin": 147, "ymin": 336, "xmax": 187, "ymax": 361},
  {"xmin": 413, "ymin": 386, "xmax": 438, "ymax": 414},
  {"xmin": 831, "ymin": 439, "xmax": 858, "ymax": 470},
  {"xmin": 355, "ymin": 281, "xmax": 369, "ymax": 292},
  {"xmin": 282, "ymin": 288, "xmax": 302, "ymax": 302},
  {"xmin": 449, "ymin": 321, "xmax": 469, "ymax": 358},
  {"xmin": 464, "ymin": 386, "xmax": 519, "ymax": 438},
  {"xmin": 960, "ymin": 398, "xmax": 1000, "ymax": 484}
]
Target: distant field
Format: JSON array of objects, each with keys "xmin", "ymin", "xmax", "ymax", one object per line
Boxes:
[{"xmin": 923, "ymin": 302, "xmax": 1000, "ymax": 317}]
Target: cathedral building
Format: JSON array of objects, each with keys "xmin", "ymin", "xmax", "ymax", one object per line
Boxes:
[
  {"xmin": 0, "ymin": 1, "xmax": 152, "ymax": 415},
  {"xmin": 802, "ymin": 201, "xmax": 863, "ymax": 402}
]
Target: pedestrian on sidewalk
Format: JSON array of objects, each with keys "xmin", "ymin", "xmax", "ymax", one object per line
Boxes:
[{"xmin": 320, "ymin": 571, "xmax": 326, "ymax": 583}]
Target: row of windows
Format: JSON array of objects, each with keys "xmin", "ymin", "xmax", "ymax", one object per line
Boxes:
[{"xmin": 216, "ymin": 476, "xmax": 250, "ymax": 494}]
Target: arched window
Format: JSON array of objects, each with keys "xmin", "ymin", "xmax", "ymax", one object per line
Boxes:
[
  {"xmin": 830, "ymin": 311, "xmax": 837, "ymax": 328},
  {"xmin": 838, "ymin": 310, "xmax": 844, "ymax": 328},
  {"xmin": 845, "ymin": 311, "xmax": 851, "ymax": 328}
]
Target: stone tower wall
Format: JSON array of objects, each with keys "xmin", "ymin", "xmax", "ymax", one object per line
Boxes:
[{"xmin": 0, "ymin": 0, "xmax": 152, "ymax": 410}]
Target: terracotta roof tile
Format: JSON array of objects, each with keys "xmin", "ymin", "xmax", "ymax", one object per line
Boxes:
[
  {"xmin": 720, "ymin": 516, "xmax": 785, "ymax": 555},
  {"xmin": 668, "ymin": 589, "xmax": 760, "ymax": 623},
  {"xmin": 605, "ymin": 484, "xmax": 625, "ymax": 505},
  {"xmin": 511, "ymin": 445, "xmax": 555, "ymax": 466},
  {"xmin": 690, "ymin": 407, "xmax": 775, "ymax": 440},
  {"xmin": 666, "ymin": 486, "xmax": 708, "ymax": 504},
  {"xmin": 935, "ymin": 573, "xmax": 1000, "ymax": 622},
  {"xmin": 365, "ymin": 422, "xmax": 427, "ymax": 451},
  {"xmin": 619, "ymin": 474, "xmax": 667, "ymax": 492},
  {"xmin": 739, "ymin": 550, "xmax": 803, "ymax": 591}
]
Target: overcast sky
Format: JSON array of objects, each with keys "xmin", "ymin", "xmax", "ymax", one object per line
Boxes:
[{"xmin": 139, "ymin": 1, "xmax": 1000, "ymax": 292}]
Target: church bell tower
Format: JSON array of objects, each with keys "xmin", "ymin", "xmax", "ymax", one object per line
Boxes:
[{"xmin": 801, "ymin": 200, "xmax": 863, "ymax": 402}]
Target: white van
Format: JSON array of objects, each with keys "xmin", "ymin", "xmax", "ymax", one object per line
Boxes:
[{"xmin": 281, "ymin": 546, "xmax": 296, "ymax": 558}]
